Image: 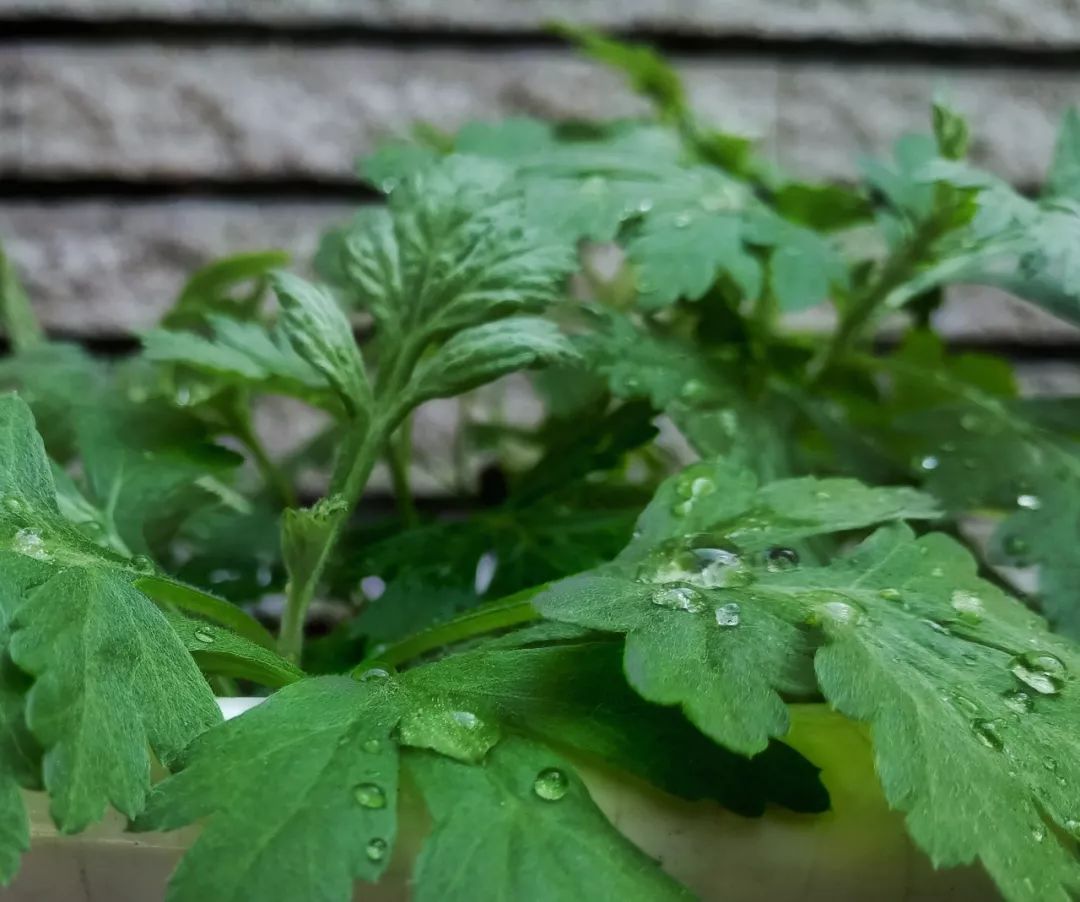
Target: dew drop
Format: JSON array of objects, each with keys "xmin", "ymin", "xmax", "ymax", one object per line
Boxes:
[
  {"xmin": 680, "ymin": 379, "xmax": 709, "ymax": 402},
  {"xmin": 193, "ymin": 628, "xmax": 215, "ymax": 644},
  {"xmin": 1009, "ymin": 652, "xmax": 1067, "ymax": 696},
  {"xmin": 1002, "ymin": 689, "xmax": 1034, "ymax": 714},
  {"xmin": 2, "ymin": 496, "xmax": 25, "ymax": 514},
  {"xmin": 930, "ymin": 566, "xmax": 944, "ymax": 578},
  {"xmin": 950, "ymin": 590, "xmax": 984, "ymax": 623},
  {"xmin": 362, "ymin": 738, "xmax": 382, "ymax": 754},
  {"xmin": 360, "ymin": 575, "xmax": 386, "ymax": 601},
  {"xmin": 357, "ymin": 667, "xmax": 392, "ymax": 683},
  {"xmin": 921, "ymin": 618, "xmax": 952, "ymax": 636},
  {"xmin": 673, "ymin": 212, "xmax": 692, "ymax": 229},
  {"xmin": 972, "ymin": 718, "xmax": 1005, "ymax": 751},
  {"xmin": 1064, "ymin": 819, "xmax": 1080, "ymax": 840},
  {"xmin": 533, "ymin": 767, "xmax": 569, "ymax": 802},
  {"xmin": 641, "ymin": 537, "xmax": 752, "ymax": 590},
  {"xmin": 1032, "ymin": 825, "xmax": 1046, "ymax": 843},
  {"xmin": 652, "ymin": 585, "xmax": 706, "ymax": 614},
  {"xmin": 365, "ymin": 838, "xmax": 388, "ymax": 862},
  {"xmin": 960, "ymin": 413, "xmax": 981, "ymax": 431},
  {"xmin": 131, "ymin": 555, "xmax": 155, "ymax": 574},
  {"xmin": 878, "ymin": 588, "xmax": 902, "ymax": 602},
  {"xmin": 13, "ymin": 528, "xmax": 50, "ymax": 561},
  {"xmin": 714, "ymin": 602, "xmax": 741, "ymax": 628},
  {"xmin": 450, "ymin": 710, "xmax": 480, "ymax": 730},
  {"xmin": 1016, "ymin": 494, "xmax": 1042, "ymax": 511},
  {"xmin": 354, "ymin": 783, "xmax": 387, "ymax": 809},
  {"xmin": 813, "ymin": 600, "xmax": 862, "ymax": 627},
  {"xmin": 637, "ymin": 198, "xmax": 654, "ymax": 214},
  {"xmin": 765, "ymin": 547, "xmax": 799, "ymax": 572},
  {"xmin": 918, "ymin": 455, "xmax": 940, "ymax": 472}
]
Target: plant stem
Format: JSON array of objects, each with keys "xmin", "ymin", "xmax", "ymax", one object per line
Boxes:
[
  {"xmin": 386, "ymin": 416, "xmax": 419, "ymax": 527},
  {"xmin": 356, "ymin": 586, "xmax": 546, "ymax": 671},
  {"xmin": 232, "ymin": 398, "xmax": 297, "ymax": 509}
]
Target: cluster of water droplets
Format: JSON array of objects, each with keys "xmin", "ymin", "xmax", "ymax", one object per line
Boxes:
[{"xmin": 12, "ymin": 527, "xmax": 50, "ymax": 562}]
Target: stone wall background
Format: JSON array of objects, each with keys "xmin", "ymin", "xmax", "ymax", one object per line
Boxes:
[{"xmin": 1, "ymin": 1, "xmax": 1079, "ymax": 450}]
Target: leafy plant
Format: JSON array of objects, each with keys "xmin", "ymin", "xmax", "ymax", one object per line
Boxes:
[{"xmin": 0, "ymin": 27, "xmax": 1078, "ymax": 902}]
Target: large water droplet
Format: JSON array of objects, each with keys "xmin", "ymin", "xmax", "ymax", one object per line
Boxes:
[
  {"xmin": 356, "ymin": 667, "xmax": 392, "ymax": 683},
  {"xmin": 533, "ymin": 767, "xmax": 569, "ymax": 802},
  {"xmin": 651, "ymin": 585, "xmax": 706, "ymax": 614},
  {"xmin": 673, "ymin": 475, "xmax": 716, "ymax": 517},
  {"xmin": 354, "ymin": 783, "xmax": 387, "ymax": 809},
  {"xmin": 640, "ymin": 537, "xmax": 752, "ymax": 590},
  {"xmin": 1003, "ymin": 689, "xmax": 1034, "ymax": 714},
  {"xmin": 972, "ymin": 718, "xmax": 1004, "ymax": 751},
  {"xmin": 714, "ymin": 603, "xmax": 741, "ymax": 628},
  {"xmin": 950, "ymin": 590, "xmax": 984, "ymax": 623},
  {"xmin": 13, "ymin": 528, "xmax": 50, "ymax": 561},
  {"xmin": 919, "ymin": 455, "xmax": 940, "ymax": 472},
  {"xmin": 362, "ymin": 738, "xmax": 382, "ymax": 754},
  {"xmin": 365, "ymin": 838, "xmax": 388, "ymax": 862},
  {"xmin": 1009, "ymin": 652, "xmax": 1067, "ymax": 696},
  {"xmin": 878, "ymin": 588, "xmax": 902, "ymax": 602},
  {"xmin": 193, "ymin": 628, "xmax": 215, "ymax": 644},
  {"xmin": 811, "ymin": 599, "xmax": 862, "ymax": 627},
  {"xmin": 1016, "ymin": 494, "xmax": 1042, "ymax": 511},
  {"xmin": 765, "ymin": 547, "xmax": 799, "ymax": 572}
]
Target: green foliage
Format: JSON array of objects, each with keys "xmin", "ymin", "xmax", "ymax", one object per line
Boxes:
[{"xmin": 1, "ymin": 32, "xmax": 1080, "ymax": 902}]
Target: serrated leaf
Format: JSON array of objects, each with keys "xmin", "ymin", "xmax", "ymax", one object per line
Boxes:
[
  {"xmin": 271, "ymin": 272, "xmax": 372, "ymax": 418},
  {"xmin": 164, "ymin": 250, "xmax": 290, "ymax": 330},
  {"xmin": 407, "ymin": 736, "xmax": 692, "ymax": 902},
  {"xmin": 932, "ymin": 97, "xmax": 970, "ymax": 161},
  {"xmin": 0, "ymin": 396, "xmax": 220, "ymax": 832},
  {"xmin": 136, "ymin": 676, "xmax": 400, "ymax": 902},
  {"xmin": 406, "ymin": 317, "xmax": 580, "ymax": 405},
  {"xmin": 136, "ymin": 575, "xmax": 276, "ymax": 650},
  {"xmin": 143, "ymin": 316, "xmax": 329, "ymax": 403},
  {"xmin": 10, "ymin": 566, "xmax": 220, "ymax": 831},
  {"xmin": 536, "ymin": 458, "xmax": 940, "ymax": 755},
  {"xmin": 281, "ymin": 495, "xmax": 349, "ymax": 593},
  {"xmin": 340, "ymin": 157, "xmax": 576, "ymax": 342}
]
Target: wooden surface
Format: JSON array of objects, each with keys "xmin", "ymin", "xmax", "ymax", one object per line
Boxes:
[{"xmin": 1, "ymin": 2, "xmax": 1078, "ymax": 360}]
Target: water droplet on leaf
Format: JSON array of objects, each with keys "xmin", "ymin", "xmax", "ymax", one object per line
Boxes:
[
  {"xmin": 714, "ymin": 603, "xmax": 741, "ymax": 627},
  {"xmin": 356, "ymin": 667, "xmax": 392, "ymax": 683},
  {"xmin": 765, "ymin": 547, "xmax": 799, "ymax": 572},
  {"xmin": 1003, "ymin": 689, "xmax": 1034, "ymax": 714},
  {"xmin": 2, "ymin": 496, "xmax": 25, "ymax": 514},
  {"xmin": 13, "ymin": 528, "xmax": 50, "ymax": 561},
  {"xmin": 811, "ymin": 599, "xmax": 862, "ymax": 627},
  {"xmin": 972, "ymin": 718, "xmax": 1005, "ymax": 751},
  {"xmin": 950, "ymin": 590, "xmax": 984, "ymax": 623},
  {"xmin": 1010, "ymin": 652, "xmax": 1066, "ymax": 695},
  {"xmin": 1064, "ymin": 819, "xmax": 1080, "ymax": 839},
  {"xmin": 354, "ymin": 783, "xmax": 387, "ymax": 809},
  {"xmin": 1016, "ymin": 494, "xmax": 1042, "ymax": 511},
  {"xmin": 450, "ymin": 711, "xmax": 480, "ymax": 730},
  {"xmin": 193, "ymin": 628, "xmax": 214, "ymax": 644},
  {"xmin": 533, "ymin": 768, "xmax": 569, "ymax": 802},
  {"xmin": 919, "ymin": 455, "xmax": 940, "ymax": 471},
  {"xmin": 365, "ymin": 838, "xmax": 388, "ymax": 862},
  {"xmin": 362, "ymin": 738, "xmax": 381, "ymax": 754},
  {"xmin": 1032, "ymin": 825, "xmax": 1046, "ymax": 843},
  {"xmin": 921, "ymin": 619, "xmax": 951, "ymax": 636},
  {"xmin": 652, "ymin": 585, "xmax": 706, "ymax": 614},
  {"xmin": 673, "ymin": 212, "xmax": 692, "ymax": 229},
  {"xmin": 878, "ymin": 588, "xmax": 902, "ymax": 602},
  {"xmin": 640, "ymin": 536, "xmax": 752, "ymax": 590},
  {"xmin": 131, "ymin": 555, "xmax": 155, "ymax": 574}
]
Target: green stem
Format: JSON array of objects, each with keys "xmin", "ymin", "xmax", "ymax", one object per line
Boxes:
[
  {"xmin": 356, "ymin": 586, "xmax": 546, "ymax": 672},
  {"xmin": 808, "ymin": 216, "xmax": 946, "ymax": 385},
  {"xmin": 386, "ymin": 416, "xmax": 419, "ymax": 527},
  {"xmin": 232, "ymin": 398, "xmax": 297, "ymax": 509}
]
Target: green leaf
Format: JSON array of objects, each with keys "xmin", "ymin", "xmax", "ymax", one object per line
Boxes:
[
  {"xmin": 340, "ymin": 158, "xmax": 576, "ymax": 345},
  {"xmin": 164, "ymin": 250, "xmax": 290, "ymax": 330},
  {"xmin": 0, "ymin": 245, "xmax": 43, "ymax": 353},
  {"xmin": 0, "ymin": 396, "xmax": 220, "ymax": 832},
  {"xmin": 407, "ymin": 736, "xmax": 692, "ymax": 902},
  {"xmin": 281, "ymin": 495, "xmax": 349, "ymax": 594},
  {"xmin": 136, "ymin": 676, "xmax": 400, "ymax": 902},
  {"xmin": 136, "ymin": 575, "xmax": 277, "ymax": 650},
  {"xmin": 401, "ymin": 638, "xmax": 828, "ymax": 815},
  {"xmin": 164, "ymin": 614, "xmax": 303, "ymax": 689},
  {"xmin": 629, "ymin": 208, "xmax": 762, "ymax": 308},
  {"xmin": 271, "ymin": 272, "xmax": 372, "ymax": 418},
  {"xmin": 406, "ymin": 317, "xmax": 580, "ymax": 405},
  {"xmin": 1047, "ymin": 108, "xmax": 1080, "ymax": 200},
  {"xmin": 932, "ymin": 97, "xmax": 971, "ymax": 161},
  {"xmin": 10, "ymin": 567, "xmax": 220, "ymax": 830},
  {"xmin": 745, "ymin": 212, "xmax": 850, "ymax": 311},
  {"xmin": 142, "ymin": 316, "xmax": 329, "ymax": 403},
  {"xmin": 536, "ymin": 458, "xmax": 940, "ymax": 755},
  {"xmin": 553, "ymin": 24, "xmax": 687, "ymax": 123}
]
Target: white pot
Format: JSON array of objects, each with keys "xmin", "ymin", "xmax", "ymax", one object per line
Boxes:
[{"xmin": 4, "ymin": 702, "xmax": 996, "ymax": 901}]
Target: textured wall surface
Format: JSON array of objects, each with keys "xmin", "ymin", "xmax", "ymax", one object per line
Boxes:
[{"xmin": 1, "ymin": 1, "xmax": 1078, "ymax": 380}]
